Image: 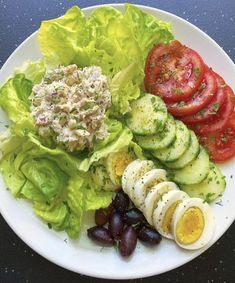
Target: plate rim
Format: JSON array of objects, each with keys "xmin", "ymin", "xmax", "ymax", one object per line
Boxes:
[{"xmin": 0, "ymin": 3, "xmax": 234, "ymax": 279}]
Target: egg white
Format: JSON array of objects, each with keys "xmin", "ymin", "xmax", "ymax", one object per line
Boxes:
[
  {"xmin": 121, "ymin": 160, "xmax": 154, "ymax": 201},
  {"xmin": 122, "ymin": 160, "xmax": 141, "ymax": 193}
]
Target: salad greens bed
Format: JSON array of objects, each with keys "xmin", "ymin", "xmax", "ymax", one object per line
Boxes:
[{"xmin": 0, "ymin": 4, "xmax": 173, "ymax": 238}]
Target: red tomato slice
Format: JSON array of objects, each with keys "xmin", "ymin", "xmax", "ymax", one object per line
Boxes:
[
  {"xmin": 144, "ymin": 40, "xmax": 182, "ymax": 75},
  {"xmin": 227, "ymin": 112, "xmax": 235, "ymax": 130},
  {"xmin": 226, "ymin": 89, "xmax": 235, "ymax": 130},
  {"xmin": 181, "ymin": 73, "xmax": 227, "ymax": 124},
  {"xmin": 144, "ymin": 40, "xmax": 205, "ymax": 102},
  {"xmin": 144, "ymin": 41, "xmax": 183, "ymax": 92},
  {"xmin": 199, "ymin": 127, "xmax": 235, "ymax": 162},
  {"xmin": 166, "ymin": 67, "xmax": 217, "ymax": 116},
  {"xmin": 190, "ymin": 86, "xmax": 234, "ymax": 134}
]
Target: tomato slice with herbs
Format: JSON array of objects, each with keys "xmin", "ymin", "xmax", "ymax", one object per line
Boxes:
[
  {"xmin": 199, "ymin": 127, "xmax": 235, "ymax": 162},
  {"xmin": 190, "ymin": 86, "xmax": 234, "ymax": 134},
  {"xmin": 181, "ymin": 73, "xmax": 227, "ymax": 124},
  {"xmin": 167, "ymin": 67, "xmax": 217, "ymax": 116},
  {"xmin": 144, "ymin": 40, "xmax": 182, "ymax": 74},
  {"xmin": 144, "ymin": 40, "xmax": 205, "ymax": 102}
]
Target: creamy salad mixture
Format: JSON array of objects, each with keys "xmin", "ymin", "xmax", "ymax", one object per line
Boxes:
[{"xmin": 30, "ymin": 64, "xmax": 111, "ymax": 151}]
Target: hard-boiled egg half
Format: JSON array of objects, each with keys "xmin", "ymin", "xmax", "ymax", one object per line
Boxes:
[{"xmin": 172, "ymin": 198, "xmax": 215, "ymax": 250}]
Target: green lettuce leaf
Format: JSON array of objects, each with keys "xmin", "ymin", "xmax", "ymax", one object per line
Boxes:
[
  {"xmin": 124, "ymin": 3, "xmax": 173, "ymax": 58},
  {"xmin": 65, "ymin": 174, "xmax": 112, "ymax": 238},
  {"xmin": 0, "ymin": 131, "xmax": 26, "ymax": 196},
  {"xmin": 27, "ymin": 134, "xmax": 80, "ymax": 176},
  {"xmin": 93, "ymin": 118, "xmax": 123, "ymax": 151},
  {"xmin": 0, "ymin": 130, "xmax": 23, "ymax": 156},
  {"xmin": 15, "ymin": 59, "xmax": 46, "ymax": 84},
  {"xmin": 0, "ymin": 74, "xmax": 33, "ymax": 121},
  {"xmin": 67, "ymin": 175, "xmax": 85, "ymax": 215},
  {"xmin": 84, "ymin": 185, "xmax": 112, "ymax": 211},
  {"xmin": 11, "ymin": 117, "xmax": 36, "ymax": 137},
  {"xmin": 35, "ymin": 175, "xmax": 112, "ymax": 238},
  {"xmin": 84, "ymin": 6, "xmax": 138, "ymax": 77},
  {"xmin": 21, "ymin": 158, "xmax": 68, "ymax": 202},
  {"xmin": 20, "ymin": 180, "xmax": 46, "ymax": 203},
  {"xmin": 0, "ymin": 130, "xmax": 75, "ymax": 197},
  {"xmin": 66, "ymin": 174, "xmax": 112, "ymax": 237},
  {"xmin": 38, "ymin": 6, "xmax": 89, "ymax": 67},
  {"xmin": 63, "ymin": 212, "xmax": 82, "ymax": 238},
  {"xmin": 34, "ymin": 202, "xmax": 69, "ymax": 230},
  {"xmin": 0, "ymin": 138, "xmax": 68, "ymax": 202},
  {"xmin": 7, "ymin": 133, "xmax": 80, "ymax": 176},
  {"xmin": 0, "ymin": 153, "xmax": 26, "ymax": 197},
  {"xmin": 110, "ymin": 62, "xmax": 141, "ymax": 115}
]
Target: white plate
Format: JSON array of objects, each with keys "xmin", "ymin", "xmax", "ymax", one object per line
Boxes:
[{"xmin": 0, "ymin": 4, "xmax": 234, "ymax": 280}]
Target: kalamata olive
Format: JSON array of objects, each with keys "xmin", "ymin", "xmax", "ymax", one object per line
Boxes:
[
  {"xmin": 108, "ymin": 211, "xmax": 124, "ymax": 240},
  {"xmin": 119, "ymin": 225, "xmax": 137, "ymax": 257},
  {"xmin": 95, "ymin": 208, "xmax": 108, "ymax": 226},
  {"xmin": 136, "ymin": 225, "xmax": 162, "ymax": 245},
  {"xmin": 87, "ymin": 226, "xmax": 114, "ymax": 246},
  {"xmin": 106, "ymin": 202, "xmax": 115, "ymax": 218},
  {"xmin": 124, "ymin": 208, "xmax": 145, "ymax": 225},
  {"xmin": 113, "ymin": 191, "xmax": 129, "ymax": 213}
]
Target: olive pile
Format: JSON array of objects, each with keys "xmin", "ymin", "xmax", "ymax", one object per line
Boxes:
[{"xmin": 87, "ymin": 190, "xmax": 162, "ymax": 258}]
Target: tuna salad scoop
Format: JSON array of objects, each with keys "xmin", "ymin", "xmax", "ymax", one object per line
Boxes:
[{"xmin": 30, "ymin": 64, "xmax": 111, "ymax": 151}]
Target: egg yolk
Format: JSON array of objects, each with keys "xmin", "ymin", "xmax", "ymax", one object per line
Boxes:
[
  {"xmin": 176, "ymin": 207, "xmax": 205, "ymax": 245},
  {"xmin": 162, "ymin": 201, "xmax": 181, "ymax": 234},
  {"xmin": 113, "ymin": 152, "xmax": 134, "ymax": 176}
]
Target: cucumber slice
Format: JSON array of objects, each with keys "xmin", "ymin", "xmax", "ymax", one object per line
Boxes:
[
  {"xmin": 181, "ymin": 162, "xmax": 226, "ymax": 202},
  {"xmin": 125, "ymin": 93, "xmax": 167, "ymax": 135},
  {"xmin": 170, "ymin": 146, "xmax": 210, "ymax": 185},
  {"xmin": 152, "ymin": 120, "xmax": 190, "ymax": 162},
  {"xmin": 164, "ymin": 131, "xmax": 200, "ymax": 169},
  {"xmin": 135, "ymin": 115, "xmax": 176, "ymax": 150}
]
